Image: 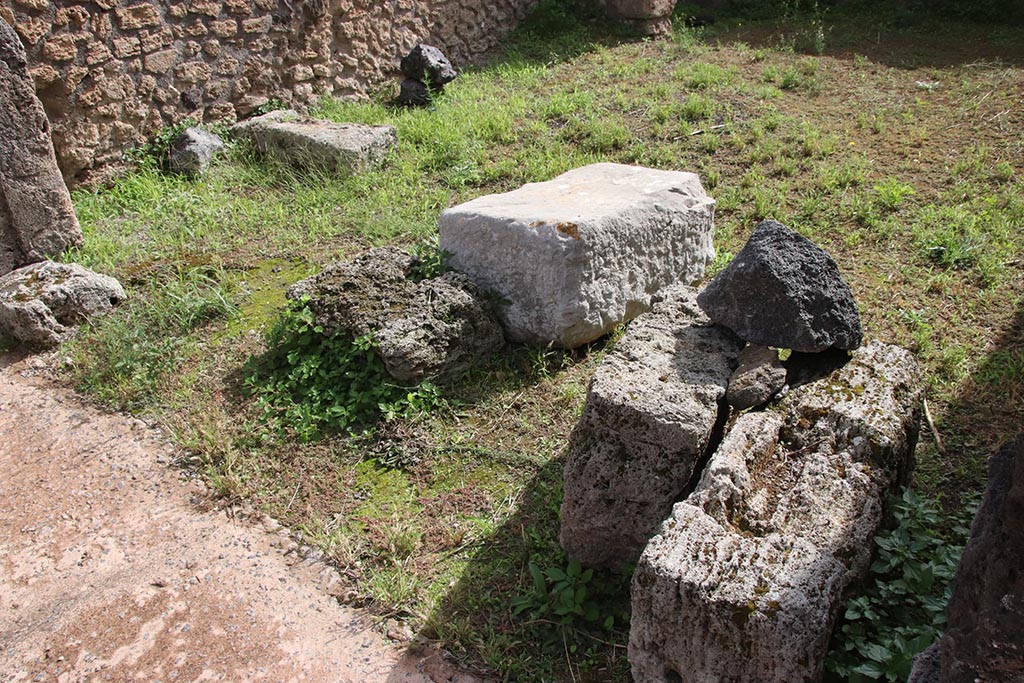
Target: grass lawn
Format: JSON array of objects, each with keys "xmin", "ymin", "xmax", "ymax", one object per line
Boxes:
[{"xmin": 56, "ymin": 1, "xmax": 1023, "ymax": 680}]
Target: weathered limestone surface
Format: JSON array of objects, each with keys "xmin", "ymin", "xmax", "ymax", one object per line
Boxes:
[
  {"xmin": 629, "ymin": 341, "xmax": 923, "ymax": 683},
  {"xmin": 231, "ymin": 110, "xmax": 396, "ymax": 175},
  {"xmin": 4, "ymin": 0, "xmax": 539, "ymax": 183},
  {"xmin": 698, "ymin": 219, "xmax": 863, "ymax": 352},
  {"xmin": 0, "ymin": 20, "xmax": 82, "ymax": 276},
  {"xmin": 909, "ymin": 434, "xmax": 1024, "ymax": 683},
  {"xmin": 559, "ymin": 285, "xmax": 742, "ymax": 570},
  {"xmin": 0, "ymin": 261, "xmax": 125, "ymax": 347},
  {"xmin": 440, "ymin": 163, "xmax": 716, "ymax": 348},
  {"xmin": 287, "ymin": 247, "xmax": 504, "ymax": 383}
]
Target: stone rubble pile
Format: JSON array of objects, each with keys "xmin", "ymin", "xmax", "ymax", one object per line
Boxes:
[
  {"xmin": 287, "ymin": 247, "xmax": 504, "ymax": 384},
  {"xmin": 556, "ymin": 218, "xmax": 923, "ymax": 683}
]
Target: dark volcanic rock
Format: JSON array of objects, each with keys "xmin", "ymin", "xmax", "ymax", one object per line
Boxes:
[
  {"xmin": 398, "ymin": 78, "xmax": 432, "ymax": 107},
  {"xmin": 697, "ymin": 219, "xmax": 863, "ymax": 352},
  {"xmin": 400, "ymin": 44, "xmax": 457, "ymax": 88},
  {"xmin": 940, "ymin": 435, "xmax": 1024, "ymax": 682}
]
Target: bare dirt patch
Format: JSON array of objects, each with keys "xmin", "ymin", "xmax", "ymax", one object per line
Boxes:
[{"xmin": 0, "ymin": 353, "xmax": 474, "ymax": 683}]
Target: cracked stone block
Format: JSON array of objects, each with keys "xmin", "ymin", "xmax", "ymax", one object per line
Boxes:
[{"xmin": 558, "ymin": 285, "xmax": 742, "ymax": 570}]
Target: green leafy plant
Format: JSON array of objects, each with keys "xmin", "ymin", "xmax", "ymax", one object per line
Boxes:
[
  {"xmin": 243, "ymin": 300, "xmax": 443, "ymax": 441},
  {"xmin": 511, "ymin": 555, "xmax": 631, "ymax": 654},
  {"xmin": 825, "ymin": 488, "xmax": 976, "ymax": 682},
  {"xmin": 409, "ymin": 236, "xmax": 453, "ymax": 282},
  {"xmin": 123, "ymin": 118, "xmax": 199, "ymax": 171}
]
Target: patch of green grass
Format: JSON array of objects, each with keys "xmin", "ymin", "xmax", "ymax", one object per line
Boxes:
[{"xmin": 66, "ymin": 267, "xmax": 236, "ymax": 411}]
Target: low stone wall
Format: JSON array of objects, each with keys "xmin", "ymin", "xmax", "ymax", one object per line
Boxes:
[{"xmin": 0, "ymin": 0, "xmax": 538, "ymax": 183}]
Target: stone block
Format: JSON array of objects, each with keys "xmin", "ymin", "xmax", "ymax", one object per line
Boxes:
[
  {"xmin": 210, "ymin": 19, "xmax": 237, "ymax": 37},
  {"xmin": 559, "ymin": 286, "xmax": 742, "ymax": 570},
  {"xmin": 189, "ymin": 0, "xmax": 223, "ymax": 17},
  {"xmin": 116, "ymin": 4, "xmax": 162, "ymax": 30},
  {"xmin": 230, "ymin": 109, "xmax": 397, "ymax": 176},
  {"xmin": 144, "ymin": 49, "xmax": 178, "ymax": 74},
  {"xmin": 0, "ymin": 20, "xmax": 83, "ymax": 274},
  {"xmin": 42, "ymin": 34, "xmax": 81, "ymax": 62},
  {"xmin": 439, "ymin": 163, "xmax": 716, "ymax": 348},
  {"xmin": 241, "ymin": 15, "xmax": 271, "ymax": 33},
  {"xmin": 175, "ymin": 60, "xmax": 212, "ymax": 83},
  {"xmin": 112, "ymin": 36, "xmax": 142, "ymax": 58},
  {"xmin": 14, "ymin": 17, "xmax": 49, "ymax": 46},
  {"xmin": 628, "ymin": 342, "xmax": 923, "ymax": 683},
  {"xmin": 0, "ymin": 261, "xmax": 125, "ymax": 348}
]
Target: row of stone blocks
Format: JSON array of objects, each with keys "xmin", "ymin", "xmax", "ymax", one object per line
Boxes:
[{"xmin": 558, "ymin": 285, "xmax": 923, "ymax": 682}]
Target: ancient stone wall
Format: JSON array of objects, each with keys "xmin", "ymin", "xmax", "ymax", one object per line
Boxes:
[{"xmin": 0, "ymin": 0, "xmax": 538, "ymax": 183}]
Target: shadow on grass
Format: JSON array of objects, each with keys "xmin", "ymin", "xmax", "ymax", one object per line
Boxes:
[
  {"xmin": 709, "ymin": 3, "xmax": 1024, "ymax": 68},
  {"xmin": 918, "ymin": 302, "xmax": 1024, "ymax": 500},
  {"xmin": 407, "ymin": 453, "xmax": 633, "ymax": 683}
]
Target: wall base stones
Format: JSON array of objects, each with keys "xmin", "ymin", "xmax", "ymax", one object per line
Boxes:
[{"xmin": 0, "ymin": 0, "xmax": 540, "ymax": 184}]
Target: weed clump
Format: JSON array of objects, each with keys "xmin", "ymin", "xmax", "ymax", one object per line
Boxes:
[
  {"xmin": 243, "ymin": 300, "xmax": 442, "ymax": 441},
  {"xmin": 824, "ymin": 488, "xmax": 976, "ymax": 682}
]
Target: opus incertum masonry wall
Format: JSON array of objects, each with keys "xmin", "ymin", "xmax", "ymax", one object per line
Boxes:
[{"xmin": 0, "ymin": 0, "xmax": 538, "ymax": 183}]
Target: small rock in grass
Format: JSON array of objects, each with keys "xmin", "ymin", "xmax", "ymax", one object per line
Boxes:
[{"xmin": 168, "ymin": 127, "xmax": 226, "ymax": 177}]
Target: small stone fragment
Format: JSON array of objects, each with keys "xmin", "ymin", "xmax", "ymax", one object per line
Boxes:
[
  {"xmin": 0, "ymin": 261, "xmax": 126, "ymax": 348},
  {"xmin": 697, "ymin": 219, "xmax": 863, "ymax": 352},
  {"xmin": 726, "ymin": 344, "xmax": 787, "ymax": 410},
  {"xmin": 168, "ymin": 127, "xmax": 225, "ymax": 176}
]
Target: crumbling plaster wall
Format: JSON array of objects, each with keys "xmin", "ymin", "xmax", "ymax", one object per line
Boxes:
[{"xmin": 0, "ymin": 0, "xmax": 538, "ymax": 183}]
